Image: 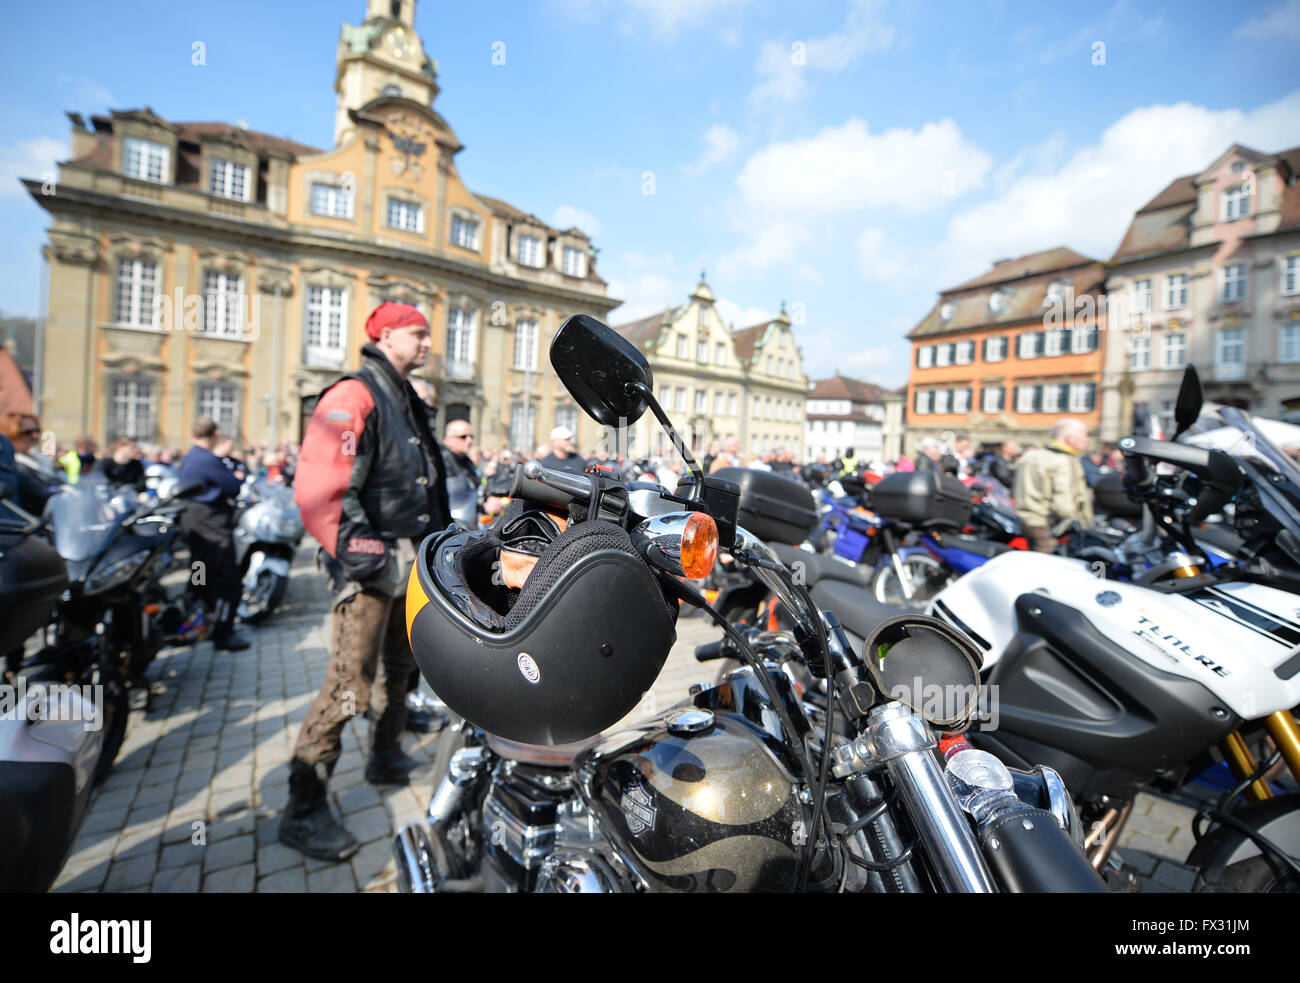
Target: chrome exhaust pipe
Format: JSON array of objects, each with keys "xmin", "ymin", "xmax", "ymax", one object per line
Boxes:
[{"xmin": 394, "ymin": 824, "xmax": 441, "ymax": 894}]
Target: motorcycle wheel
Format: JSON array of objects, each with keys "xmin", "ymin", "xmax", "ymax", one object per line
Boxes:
[
  {"xmin": 93, "ymin": 670, "xmax": 130, "ymax": 783},
  {"xmin": 1194, "ymin": 856, "xmax": 1300, "ymax": 893},
  {"xmin": 237, "ymin": 570, "xmax": 288, "ymax": 624},
  {"xmin": 872, "ymin": 553, "xmax": 952, "ymax": 606}
]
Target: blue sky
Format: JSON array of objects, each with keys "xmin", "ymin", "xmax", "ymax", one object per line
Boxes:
[{"xmin": 2, "ymin": 0, "xmax": 1299, "ymax": 387}]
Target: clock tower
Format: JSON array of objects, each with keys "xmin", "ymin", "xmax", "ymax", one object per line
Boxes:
[{"xmin": 333, "ymin": 0, "xmax": 440, "ymax": 146}]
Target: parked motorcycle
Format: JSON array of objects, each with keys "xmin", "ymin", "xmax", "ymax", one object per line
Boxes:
[
  {"xmin": 924, "ymin": 367, "xmax": 1300, "ymax": 892},
  {"xmin": 234, "ymin": 477, "xmax": 303, "ymax": 623},
  {"xmin": 0, "ymin": 495, "xmax": 107, "ymax": 892},
  {"xmin": 23, "ymin": 473, "xmax": 201, "ymax": 781},
  {"xmin": 392, "ymin": 314, "xmax": 1103, "ymax": 894}
]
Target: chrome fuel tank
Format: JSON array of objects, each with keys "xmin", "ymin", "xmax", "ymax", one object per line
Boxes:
[{"xmin": 576, "ymin": 666, "xmax": 811, "ymax": 892}]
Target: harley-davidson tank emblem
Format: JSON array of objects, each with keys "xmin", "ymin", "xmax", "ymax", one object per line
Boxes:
[{"xmin": 621, "ymin": 778, "xmax": 657, "ymax": 834}]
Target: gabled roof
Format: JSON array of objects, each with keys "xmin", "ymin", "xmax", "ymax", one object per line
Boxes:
[
  {"xmin": 909, "ymin": 257, "xmax": 1106, "ymax": 340},
  {"xmin": 0, "ymin": 348, "xmax": 33, "ymax": 417},
  {"xmin": 943, "ymin": 247, "xmax": 1095, "ymax": 293},
  {"xmin": 808, "ymin": 373, "xmax": 890, "ymax": 404},
  {"xmin": 173, "ymin": 121, "xmax": 321, "ymax": 159},
  {"xmin": 80, "ymin": 112, "xmax": 323, "ymax": 161},
  {"xmin": 612, "ymin": 308, "xmax": 674, "ymax": 351},
  {"xmin": 731, "ymin": 321, "xmax": 768, "ymax": 364},
  {"xmin": 1114, "ymin": 143, "xmax": 1300, "ymax": 260}
]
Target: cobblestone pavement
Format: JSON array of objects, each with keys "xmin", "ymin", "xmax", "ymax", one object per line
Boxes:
[{"xmin": 53, "ymin": 540, "xmax": 1199, "ymax": 893}]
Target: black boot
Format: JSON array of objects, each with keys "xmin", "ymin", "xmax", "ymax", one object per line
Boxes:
[
  {"xmin": 366, "ymin": 746, "xmax": 420, "ymax": 785},
  {"xmin": 211, "ymin": 599, "xmax": 251, "ymax": 651},
  {"xmin": 279, "ymin": 759, "xmax": 360, "ymax": 861}
]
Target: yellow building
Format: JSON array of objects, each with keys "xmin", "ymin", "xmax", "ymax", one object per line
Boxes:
[
  {"xmin": 22, "ymin": 0, "xmax": 617, "ymax": 453},
  {"xmin": 612, "ymin": 278, "xmax": 808, "ymax": 460}
]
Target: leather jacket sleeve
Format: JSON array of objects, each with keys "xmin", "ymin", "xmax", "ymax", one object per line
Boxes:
[{"xmin": 294, "ymin": 379, "xmax": 390, "ymax": 581}]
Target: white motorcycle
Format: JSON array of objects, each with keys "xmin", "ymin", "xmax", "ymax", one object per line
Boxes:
[
  {"xmin": 234, "ymin": 478, "xmax": 303, "ymax": 623},
  {"xmin": 917, "ymin": 368, "xmax": 1300, "ymax": 892}
]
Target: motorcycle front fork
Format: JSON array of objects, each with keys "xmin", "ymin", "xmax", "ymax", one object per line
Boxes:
[{"xmin": 1219, "ymin": 713, "xmax": 1300, "ymax": 803}]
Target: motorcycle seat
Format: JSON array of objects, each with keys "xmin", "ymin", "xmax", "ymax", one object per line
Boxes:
[
  {"xmin": 482, "ymin": 731, "xmax": 601, "ymax": 768},
  {"xmin": 810, "ymin": 578, "xmax": 922, "ymax": 655},
  {"xmin": 770, "ymin": 543, "xmax": 873, "ymax": 589},
  {"xmin": 929, "ymin": 532, "xmax": 1012, "ymax": 560}
]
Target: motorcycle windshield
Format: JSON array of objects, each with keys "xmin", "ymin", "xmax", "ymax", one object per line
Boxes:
[
  {"xmin": 44, "ymin": 473, "xmax": 127, "ymax": 562},
  {"xmin": 448, "ymin": 476, "xmax": 477, "ymax": 527},
  {"xmin": 253, "ymin": 478, "xmax": 294, "ymax": 507},
  {"xmin": 1186, "ymin": 406, "xmax": 1300, "ymax": 542}
]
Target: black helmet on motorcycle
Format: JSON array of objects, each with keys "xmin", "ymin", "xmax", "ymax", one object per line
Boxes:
[{"xmin": 405, "ymin": 501, "xmax": 679, "ymax": 745}]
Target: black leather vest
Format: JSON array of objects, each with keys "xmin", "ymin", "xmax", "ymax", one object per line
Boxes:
[{"xmin": 328, "ymin": 344, "xmax": 450, "ymax": 541}]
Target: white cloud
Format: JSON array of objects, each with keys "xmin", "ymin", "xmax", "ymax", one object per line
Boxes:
[
  {"xmin": 734, "ymin": 117, "xmax": 993, "ymax": 217},
  {"xmin": 551, "ymin": 205, "xmax": 603, "ymax": 238},
  {"xmin": 605, "ymin": 270, "xmax": 679, "ymax": 324},
  {"xmin": 57, "ymin": 75, "xmax": 115, "ymax": 110},
  {"xmin": 0, "ymin": 137, "xmax": 66, "ymax": 198},
  {"xmin": 856, "ymin": 227, "xmax": 908, "ymax": 284},
  {"xmin": 749, "ymin": 0, "xmax": 895, "ymax": 109},
  {"xmin": 685, "ymin": 124, "xmax": 741, "ymax": 176},
  {"xmin": 1235, "ymin": 0, "xmax": 1300, "ymax": 42},
  {"xmin": 556, "ymin": 0, "xmax": 751, "ymax": 42},
  {"xmin": 714, "ymin": 296, "xmax": 772, "ymax": 330},
  {"xmin": 715, "ymin": 222, "xmax": 815, "ymax": 278},
  {"xmin": 933, "ymin": 91, "xmax": 1300, "ymax": 284}
]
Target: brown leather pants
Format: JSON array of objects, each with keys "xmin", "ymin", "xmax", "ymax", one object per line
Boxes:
[
  {"xmin": 291, "ymin": 589, "xmax": 413, "ymax": 773},
  {"xmin": 1024, "ymin": 524, "xmax": 1058, "ymax": 553}
]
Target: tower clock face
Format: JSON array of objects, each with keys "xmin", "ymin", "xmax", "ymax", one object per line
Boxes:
[{"xmin": 388, "ymin": 26, "xmax": 409, "ymax": 58}]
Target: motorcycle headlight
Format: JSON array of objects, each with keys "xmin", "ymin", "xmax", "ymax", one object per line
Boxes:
[
  {"xmin": 274, "ymin": 517, "xmax": 303, "ymax": 538},
  {"xmin": 84, "ymin": 548, "xmax": 152, "ymax": 594}
]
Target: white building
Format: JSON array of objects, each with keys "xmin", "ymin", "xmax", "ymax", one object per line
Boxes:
[{"xmin": 805, "ymin": 373, "xmax": 890, "ymax": 464}]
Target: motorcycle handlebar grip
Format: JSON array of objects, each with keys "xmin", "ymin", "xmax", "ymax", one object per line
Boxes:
[
  {"xmin": 694, "ymin": 640, "xmax": 727, "ymax": 662},
  {"xmin": 508, "ymin": 461, "xmax": 588, "ymax": 508}
]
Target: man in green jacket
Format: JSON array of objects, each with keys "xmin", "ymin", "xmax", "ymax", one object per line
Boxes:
[
  {"xmin": 1014, "ymin": 418, "xmax": 1093, "ymax": 553},
  {"xmin": 58, "ymin": 435, "xmax": 97, "ymax": 484}
]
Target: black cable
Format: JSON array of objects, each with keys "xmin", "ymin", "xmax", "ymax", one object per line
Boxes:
[
  {"xmin": 792, "ymin": 575, "xmax": 838, "ymax": 893},
  {"xmin": 1192, "ymin": 749, "xmax": 1281, "ymax": 841},
  {"xmin": 848, "ymin": 838, "xmax": 918, "ymax": 872}
]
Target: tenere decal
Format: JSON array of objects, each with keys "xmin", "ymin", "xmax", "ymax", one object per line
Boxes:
[
  {"xmin": 1133, "ymin": 613, "xmax": 1231, "ymax": 677},
  {"xmin": 621, "ymin": 778, "xmax": 657, "ymax": 834},
  {"xmin": 516, "ymin": 652, "xmax": 541, "ymax": 684},
  {"xmin": 1189, "ymin": 588, "xmax": 1300, "ymax": 648}
]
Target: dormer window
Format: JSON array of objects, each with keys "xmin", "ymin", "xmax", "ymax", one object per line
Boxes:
[
  {"xmin": 123, "ymin": 137, "xmax": 169, "ymax": 183},
  {"xmin": 311, "ymin": 180, "xmax": 355, "ymax": 219},
  {"xmin": 518, "ymin": 234, "xmax": 543, "ymax": 267},
  {"xmin": 451, "ymin": 214, "xmax": 480, "ymax": 250},
  {"xmin": 988, "ymin": 290, "xmax": 1007, "ymax": 314},
  {"xmin": 1221, "ymin": 186, "xmax": 1250, "ymax": 221},
  {"xmin": 1045, "ymin": 280, "xmax": 1071, "ymax": 305},
  {"xmin": 209, "ymin": 158, "xmax": 251, "ymax": 201},
  {"xmin": 381, "ymin": 84, "xmax": 404, "ymax": 98},
  {"xmin": 939, "ymin": 301, "xmax": 956, "ymax": 321},
  {"xmin": 562, "ymin": 246, "xmax": 586, "ymax": 277}
]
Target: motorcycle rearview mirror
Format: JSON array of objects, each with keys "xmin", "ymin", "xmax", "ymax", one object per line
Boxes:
[
  {"xmin": 550, "ymin": 314, "xmax": 653, "ymax": 428},
  {"xmin": 1172, "ymin": 364, "xmax": 1203, "ymax": 440},
  {"xmin": 551, "ymin": 313, "xmax": 708, "ymax": 501},
  {"xmin": 860, "ymin": 615, "xmax": 983, "ymax": 729}
]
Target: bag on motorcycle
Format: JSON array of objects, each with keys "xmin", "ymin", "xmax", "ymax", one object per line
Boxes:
[
  {"xmin": 869, "ymin": 471, "xmax": 972, "ymax": 529},
  {"xmin": 715, "ymin": 467, "xmax": 817, "ymax": 545}
]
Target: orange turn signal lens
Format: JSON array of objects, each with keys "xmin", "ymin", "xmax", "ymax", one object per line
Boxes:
[
  {"xmin": 681, "ymin": 512, "xmax": 719, "ymax": 580},
  {"xmin": 142, "ymin": 603, "xmax": 162, "ymax": 615}
]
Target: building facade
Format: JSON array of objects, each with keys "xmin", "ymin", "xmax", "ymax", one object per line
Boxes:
[
  {"xmin": 1103, "ymin": 143, "xmax": 1300, "ymax": 439},
  {"xmin": 612, "ymin": 279, "xmax": 808, "ymax": 460},
  {"xmin": 804, "ymin": 374, "xmax": 889, "ymax": 463},
  {"xmin": 22, "ymin": 0, "xmax": 618, "ymax": 453},
  {"xmin": 905, "ymin": 247, "xmax": 1109, "ymax": 455}
]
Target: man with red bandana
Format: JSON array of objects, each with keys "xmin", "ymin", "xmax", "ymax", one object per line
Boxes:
[{"xmin": 281, "ymin": 301, "xmax": 451, "ymax": 861}]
